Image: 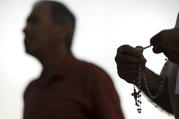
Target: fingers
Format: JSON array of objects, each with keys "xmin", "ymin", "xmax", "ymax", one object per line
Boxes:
[
  {"xmin": 150, "ymin": 31, "xmax": 164, "ymax": 53},
  {"xmin": 150, "ymin": 30, "xmax": 171, "ymax": 54},
  {"xmin": 116, "ymin": 45, "xmax": 143, "ymax": 58},
  {"xmin": 115, "ymin": 53, "xmax": 146, "ymax": 64},
  {"xmin": 117, "ymin": 70, "xmax": 138, "ymax": 83},
  {"xmin": 115, "ymin": 45, "xmax": 146, "ymax": 83},
  {"xmin": 115, "ymin": 45, "xmax": 146, "ymax": 64},
  {"xmin": 117, "ymin": 63, "xmax": 138, "ymax": 71}
]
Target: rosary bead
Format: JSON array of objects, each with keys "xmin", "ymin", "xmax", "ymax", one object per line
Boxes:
[{"xmin": 132, "ymin": 64, "xmax": 166, "ymax": 113}]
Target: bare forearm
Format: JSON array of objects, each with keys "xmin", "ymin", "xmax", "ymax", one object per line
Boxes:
[{"xmin": 138, "ymin": 68, "xmax": 173, "ymax": 114}]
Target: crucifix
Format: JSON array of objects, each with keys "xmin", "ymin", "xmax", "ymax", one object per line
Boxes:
[{"xmin": 131, "ymin": 86, "xmax": 142, "ymax": 113}]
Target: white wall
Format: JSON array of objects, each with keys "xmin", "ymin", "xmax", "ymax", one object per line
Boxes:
[{"xmin": 0, "ymin": 0, "xmax": 178, "ymax": 119}]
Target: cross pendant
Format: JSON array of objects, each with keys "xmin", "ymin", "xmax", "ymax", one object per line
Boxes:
[{"xmin": 131, "ymin": 86, "xmax": 142, "ymax": 113}]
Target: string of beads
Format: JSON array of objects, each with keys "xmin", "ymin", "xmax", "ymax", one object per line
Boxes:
[
  {"xmin": 139, "ymin": 65, "xmax": 166, "ymax": 99},
  {"xmin": 131, "ymin": 62, "xmax": 166, "ymax": 113},
  {"xmin": 132, "ymin": 64, "xmax": 166, "ymax": 113}
]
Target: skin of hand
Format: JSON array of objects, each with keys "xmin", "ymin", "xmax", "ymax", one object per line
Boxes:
[
  {"xmin": 150, "ymin": 28, "xmax": 179, "ymax": 64},
  {"xmin": 115, "ymin": 45, "xmax": 174, "ymax": 114},
  {"xmin": 115, "ymin": 45, "xmax": 146, "ymax": 84}
]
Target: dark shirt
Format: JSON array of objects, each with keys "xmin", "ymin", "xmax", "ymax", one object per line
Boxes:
[{"xmin": 23, "ymin": 53, "xmax": 124, "ymax": 119}]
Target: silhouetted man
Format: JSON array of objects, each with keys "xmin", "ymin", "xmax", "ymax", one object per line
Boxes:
[{"xmin": 23, "ymin": 1, "xmax": 125, "ymax": 119}]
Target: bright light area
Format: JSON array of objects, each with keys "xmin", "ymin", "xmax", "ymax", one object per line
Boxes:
[{"xmin": 0, "ymin": 0, "xmax": 178, "ymax": 119}]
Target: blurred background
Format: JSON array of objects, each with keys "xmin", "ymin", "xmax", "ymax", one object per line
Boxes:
[{"xmin": 0, "ymin": 0, "xmax": 179, "ymax": 118}]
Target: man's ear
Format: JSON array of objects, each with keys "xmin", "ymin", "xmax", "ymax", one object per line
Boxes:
[{"xmin": 55, "ymin": 24, "xmax": 70, "ymax": 39}]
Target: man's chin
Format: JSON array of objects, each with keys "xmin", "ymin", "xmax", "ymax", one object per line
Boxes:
[
  {"xmin": 25, "ymin": 48, "xmax": 34, "ymax": 56},
  {"xmin": 25, "ymin": 48, "xmax": 41, "ymax": 59}
]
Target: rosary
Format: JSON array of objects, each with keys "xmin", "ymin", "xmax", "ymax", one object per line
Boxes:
[{"xmin": 131, "ymin": 45, "xmax": 166, "ymax": 113}]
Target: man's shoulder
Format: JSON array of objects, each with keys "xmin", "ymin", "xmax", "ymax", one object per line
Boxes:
[
  {"xmin": 76, "ymin": 59, "xmax": 116, "ymax": 90},
  {"xmin": 75, "ymin": 58, "xmax": 111, "ymax": 79},
  {"xmin": 76, "ymin": 59, "xmax": 106, "ymax": 73}
]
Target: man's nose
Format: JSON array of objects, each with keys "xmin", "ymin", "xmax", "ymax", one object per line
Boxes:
[{"xmin": 23, "ymin": 24, "xmax": 30, "ymax": 34}]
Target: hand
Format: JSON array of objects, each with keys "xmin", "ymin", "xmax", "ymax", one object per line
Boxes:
[
  {"xmin": 150, "ymin": 28, "xmax": 179, "ymax": 64},
  {"xmin": 115, "ymin": 45, "xmax": 146, "ymax": 84}
]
